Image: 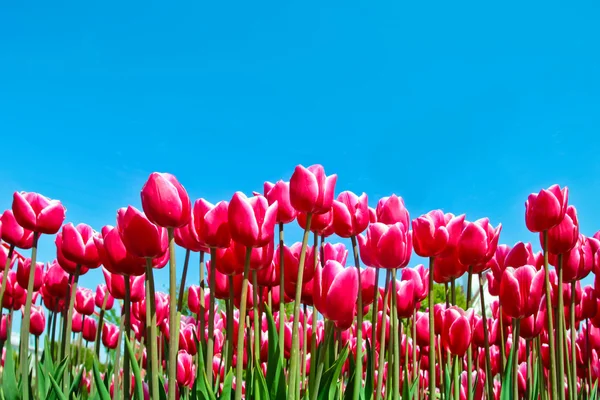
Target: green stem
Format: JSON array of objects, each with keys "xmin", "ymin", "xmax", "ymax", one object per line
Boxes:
[
  {"xmin": 0, "ymin": 245, "xmax": 15, "ymax": 311},
  {"xmin": 253, "ymin": 270, "xmax": 260, "ymax": 366},
  {"xmin": 466, "ymin": 266, "xmax": 473, "ymax": 400},
  {"xmin": 453, "ymin": 355, "xmax": 460, "ymax": 400},
  {"xmin": 225, "ymin": 275, "xmax": 234, "ymax": 375},
  {"xmin": 278, "ymin": 222, "xmax": 286, "ymax": 363},
  {"xmin": 411, "ymin": 309, "xmax": 417, "ymax": 398},
  {"xmin": 19, "ymin": 232, "xmax": 39, "ymax": 400},
  {"xmin": 351, "ymin": 235, "xmax": 364, "ymax": 400},
  {"xmin": 113, "ymin": 313, "xmax": 124, "ymax": 400},
  {"xmin": 167, "ymin": 227, "xmax": 179, "ymax": 400},
  {"xmin": 499, "ymin": 304, "xmax": 506, "ymax": 379},
  {"xmin": 123, "ymin": 275, "xmax": 132, "ymax": 399},
  {"xmin": 177, "ymin": 248, "xmax": 191, "ymax": 312},
  {"xmin": 478, "ymin": 273, "xmax": 494, "ymax": 400},
  {"xmin": 62, "ymin": 265, "xmax": 80, "ymax": 390},
  {"xmin": 146, "ymin": 259, "xmax": 160, "ymax": 400},
  {"xmin": 570, "ymin": 281, "xmax": 576, "ymax": 400},
  {"xmin": 556, "ymin": 254, "xmax": 565, "ymax": 400},
  {"xmin": 95, "ymin": 293, "xmax": 108, "ymax": 357},
  {"xmin": 234, "ymin": 247, "xmax": 253, "ymax": 400},
  {"xmin": 375, "ymin": 270, "xmax": 392, "ymax": 400},
  {"xmin": 300, "ymin": 304, "xmax": 308, "ymax": 397},
  {"xmin": 428, "ymin": 257, "xmax": 436, "ymax": 400},
  {"xmin": 392, "ymin": 269, "xmax": 400, "ymax": 400},
  {"xmin": 513, "ymin": 319, "xmax": 520, "ymax": 400},
  {"xmin": 309, "ymin": 303, "xmax": 318, "ymax": 395},
  {"xmin": 207, "ymin": 248, "xmax": 217, "ymax": 388},
  {"xmin": 542, "ymin": 230, "xmax": 559, "ymax": 400},
  {"xmin": 199, "ymin": 251, "xmax": 206, "ymax": 356},
  {"xmin": 287, "ymin": 213, "xmax": 312, "ymax": 400},
  {"xmin": 310, "ymin": 321, "xmax": 334, "ymax": 400},
  {"xmin": 371, "ymin": 266, "xmax": 380, "ymax": 388}
]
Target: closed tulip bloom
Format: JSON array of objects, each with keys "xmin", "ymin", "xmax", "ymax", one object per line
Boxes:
[
  {"xmin": 72, "ymin": 311, "xmax": 83, "ymax": 333},
  {"xmin": 472, "ymin": 315, "xmax": 497, "ymax": 348},
  {"xmin": 520, "ymin": 310, "xmax": 545, "ymax": 339},
  {"xmin": 16, "ymin": 258, "xmax": 44, "ymax": 292},
  {"xmin": 525, "ymin": 184, "xmax": 568, "ymax": 233},
  {"xmin": 394, "ymin": 279, "xmax": 416, "ymax": 318},
  {"xmin": 117, "ymin": 206, "xmax": 168, "ymax": 259},
  {"xmin": 102, "ymin": 323, "xmax": 120, "ymax": 349},
  {"xmin": 504, "ymin": 242, "xmax": 541, "ymax": 269},
  {"xmin": 332, "ymin": 191, "xmax": 369, "ymax": 238},
  {"xmin": 193, "ymin": 199, "xmax": 231, "ymax": 249},
  {"xmin": 140, "ymin": 172, "xmax": 191, "ymax": 228},
  {"xmin": 276, "ymin": 243, "xmax": 317, "ymax": 285},
  {"xmin": 12, "ymin": 191, "xmax": 66, "ymax": 234},
  {"xmin": 60, "ymin": 223, "xmax": 101, "ymax": 268},
  {"xmin": 82, "ymin": 317, "xmax": 97, "ymax": 342},
  {"xmin": 486, "ymin": 244, "xmax": 511, "ymax": 277},
  {"xmin": 360, "ymin": 267, "xmax": 377, "ymax": 306},
  {"xmin": 213, "ymin": 242, "xmax": 244, "ymax": 276},
  {"xmin": 102, "ymin": 268, "xmax": 145, "ymax": 301},
  {"xmin": 174, "ymin": 207, "xmax": 209, "ymax": 253},
  {"xmin": 289, "ymin": 164, "xmax": 337, "ymax": 215},
  {"xmin": 29, "ymin": 305, "xmax": 45, "ymax": 336},
  {"xmin": 313, "ymin": 260, "xmax": 358, "ymax": 328},
  {"xmin": 322, "ymin": 242, "xmax": 348, "ymax": 266},
  {"xmin": 457, "ymin": 218, "xmax": 502, "ymax": 270},
  {"xmin": 499, "ymin": 265, "xmax": 544, "ymax": 319},
  {"xmin": 1, "ymin": 210, "xmax": 34, "ymax": 249},
  {"xmin": 75, "ymin": 287, "xmax": 95, "ymax": 316},
  {"xmin": 0, "ymin": 245, "xmax": 16, "ymax": 272},
  {"xmin": 256, "ymin": 261, "xmax": 278, "ymax": 288},
  {"xmin": 375, "ymin": 194, "xmax": 409, "ymax": 227},
  {"xmin": 176, "ymin": 350, "xmax": 196, "ymax": 388},
  {"xmin": 284, "ymin": 276, "xmax": 315, "ymax": 307},
  {"xmin": 579, "ymin": 286, "xmax": 597, "ymax": 320},
  {"xmin": 263, "ymin": 180, "xmax": 297, "ymax": 223},
  {"xmin": 233, "ymin": 240, "xmax": 274, "ymax": 271},
  {"xmin": 415, "ymin": 312, "xmax": 430, "ymax": 347},
  {"xmin": 228, "ymin": 192, "xmax": 277, "ymax": 248},
  {"xmin": 401, "ymin": 264, "xmax": 428, "ymax": 303},
  {"xmin": 441, "ymin": 306, "xmax": 472, "ymax": 356},
  {"xmin": 411, "ymin": 211, "xmax": 455, "ymax": 258},
  {"xmin": 94, "ymin": 226, "xmax": 146, "ymax": 276},
  {"xmin": 358, "ymin": 222, "xmax": 412, "ymax": 270},
  {"xmin": 43, "ymin": 260, "xmax": 70, "ymax": 298},
  {"xmin": 544, "ymin": 205, "xmax": 579, "ymax": 254},
  {"xmin": 206, "ymin": 263, "xmax": 231, "ymax": 299},
  {"xmin": 95, "ymin": 284, "xmax": 114, "ymax": 310},
  {"xmin": 1, "ymin": 271, "xmax": 26, "ymax": 310},
  {"xmin": 552, "ymin": 235, "xmax": 598, "ymax": 282},
  {"xmin": 433, "ymin": 252, "xmax": 468, "ymax": 284},
  {"xmin": 187, "ymin": 285, "xmax": 209, "ymax": 315},
  {"xmin": 298, "ymin": 209, "xmax": 334, "ymax": 236},
  {"xmin": 54, "ymin": 231, "xmax": 89, "ymax": 275},
  {"xmin": 0, "ymin": 314, "xmax": 10, "ymax": 341}
]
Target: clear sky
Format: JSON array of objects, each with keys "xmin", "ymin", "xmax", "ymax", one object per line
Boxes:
[{"xmin": 1, "ymin": 1, "xmax": 600, "ymax": 299}]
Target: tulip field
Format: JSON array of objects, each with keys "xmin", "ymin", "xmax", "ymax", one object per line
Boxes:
[{"xmin": 1, "ymin": 164, "xmax": 600, "ymax": 400}]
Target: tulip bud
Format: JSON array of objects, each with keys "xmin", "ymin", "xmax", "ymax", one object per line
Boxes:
[
  {"xmin": 263, "ymin": 180, "xmax": 298, "ymax": 224},
  {"xmin": 332, "ymin": 191, "xmax": 369, "ymax": 238},
  {"xmin": 313, "ymin": 260, "xmax": 358, "ymax": 329},
  {"xmin": 82, "ymin": 317, "xmax": 97, "ymax": 342},
  {"xmin": 16, "ymin": 258, "xmax": 44, "ymax": 292},
  {"xmin": 29, "ymin": 305, "xmax": 45, "ymax": 336},
  {"xmin": 544, "ymin": 205, "xmax": 579, "ymax": 254},
  {"xmin": 75, "ymin": 287, "xmax": 95, "ymax": 316},
  {"xmin": 176, "ymin": 350, "xmax": 196, "ymax": 388},
  {"xmin": 141, "ymin": 172, "xmax": 191, "ymax": 228},
  {"xmin": 441, "ymin": 306, "xmax": 473, "ymax": 356},
  {"xmin": 12, "ymin": 191, "xmax": 66, "ymax": 234},
  {"xmin": 499, "ymin": 265, "xmax": 544, "ymax": 319},
  {"xmin": 117, "ymin": 206, "xmax": 168, "ymax": 259},
  {"xmin": 95, "ymin": 284, "xmax": 115, "ymax": 310},
  {"xmin": 525, "ymin": 184, "xmax": 568, "ymax": 233},
  {"xmin": 0, "ymin": 210, "xmax": 34, "ymax": 249},
  {"xmin": 289, "ymin": 164, "xmax": 337, "ymax": 215}
]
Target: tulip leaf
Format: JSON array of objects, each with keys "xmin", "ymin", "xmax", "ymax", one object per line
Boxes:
[
  {"xmin": 317, "ymin": 346, "xmax": 349, "ymax": 400},
  {"xmin": 192, "ymin": 331, "xmax": 217, "ymax": 400},
  {"xmin": 158, "ymin": 373, "xmax": 168, "ymax": 400},
  {"xmin": 500, "ymin": 339, "xmax": 515, "ymax": 400},
  {"xmin": 591, "ymin": 380, "xmax": 598, "ymax": 400},
  {"xmin": 124, "ymin": 335, "xmax": 145, "ymax": 400},
  {"xmin": 92, "ymin": 357, "xmax": 112, "ymax": 400},
  {"xmin": 219, "ymin": 370, "xmax": 234, "ymax": 400},
  {"xmin": 528, "ymin": 357, "xmax": 539, "ymax": 400},
  {"xmin": 69, "ymin": 366, "xmax": 85, "ymax": 397},
  {"xmin": 253, "ymin": 362, "xmax": 270, "ymax": 400},
  {"xmin": 52, "ymin": 357, "xmax": 69, "ymax": 387},
  {"xmin": 264, "ymin": 305, "xmax": 287, "ymax": 400},
  {"xmin": 342, "ymin": 353, "xmax": 356, "ymax": 400},
  {"xmin": 47, "ymin": 373, "xmax": 68, "ymax": 400},
  {"xmin": 364, "ymin": 339, "xmax": 373, "ymax": 400},
  {"xmin": 1, "ymin": 344, "xmax": 19, "ymax": 400},
  {"xmin": 36, "ymin": 361, "xmax": 47, "ymax": 399}
]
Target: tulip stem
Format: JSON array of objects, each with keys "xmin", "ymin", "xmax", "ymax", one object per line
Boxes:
[
  {"xmin": 225, "ymin": 275, "xmax": 234, "ymax": 375},
  {"xmin": 427, "ymin": 257, "xmax": 436, "ymax": 400},
  {"xmin": 309, "ymin": 303, "xmax": 318, "ymax": 395},
  {"xmin": 177, "ymin": 249, "xmax": 191, "ymax": 312},
  {"xmin": 207, "ymin": 248, "xmax": 218, "ymax": 388},
  {"xmin": 466, "ymin": 266, "xmax": 473, "ymax": 400},
  {"xmin": 411, "ymin": 309, "xmax": 417, "ymax": 397},
  {"xmin": 278, "ymin": 222, "xmax": 286, "ymax": 363},
  {"xmin": 513, "ymin": 319, "xmax": 520, "ymax": 400},
  {"xmin": 478, "ymin": 273, "xmax": 494, "ymax": 400},
  {"xmin": 234, "ymin": 247, "xmax": 253, "ymax": 400},
  {"xmin": 375, "ymin": 270, "xmax": 392, "ymax": 400},
  {"xmin": 499, "ymin": 305, "xmax": 506, "ymax": 379},
  {"xmin": 123, "ymin": 275, "xmax": 132, "ymax": 399},
  {"xmin": 350, "ymin": 235, "xmax": 364, "ymax": 400},
  {"xmin": 570, "ymin": 281, "xmax": 576, "ymax": 400},
  {"xmin": 311, "ymin": 320, "xmax": 334, "ymax": 400},
  {"xmin": 542, "ymin": 230, "xmax": 559, "ymax": 400},
  {"xmin": 453, "ymin": 355, "xmax": 459, "ymax": 400},
  {"xmin": 167, "ymin": 227, "xmax": 180, "ymax": 400},
  {"xmin": 0, "ymin": 245, "xmax": 14, "ymax": 313},
  {"xmin": 300, "ymin": 304, "xmax": 308, "ymax": 397},
  {"xmin": 371, "ymin": 266, "xmax": 380, "ymax": 388},
  {"xmin": 586, "ymin": 320, "xmax": 593, "ymax": 396},
  {"xmin": 95, "ymin": 293, "xmax": 109, "ymax": 357},
  {"xmin": 50, "ymin": 309, "xmax": 57, "ymax": 360},
  {"xmin": 287, "ymin": 213, "xmax": 312, "ymax": 400},
  {"xmin": 391, "ymin": 269, "xmax": 400, "ymax": 400},
  {"xmin": 556, "ymin": 254, "xmax": 565, "ymax": 400},
  {"xmin": 253, "ymin": 270, "xmax": 260, "ymax": 367},
  {"xmin": 19, "ymin": 232, "xmax": 39, "ymax": 400},
  {"xmin": 61, "ymin": 264, "xmax": 80, "ymax": 391},
  {"xmin": 113, "ymin": 315, "xmax": 124, "ymax": 400},
  {"xmin": 145, "ymin": 259, "xmax": 160, "ymax": 400},
  {"xmin": 199, "ymin": 251, "xmax": 206, "ymax": 356}
]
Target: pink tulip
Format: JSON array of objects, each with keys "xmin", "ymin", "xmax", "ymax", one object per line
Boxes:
[
  {"xmin": 504, "ymin": 242, "xmax": 542, "ymax": 270},
  {"xmin": 102, "ymin": 268, "xmax": 145, "ymax": 301},
  {"xmin": 193, "ymin": 199, "xmax": 231, "ymax": 249},
  {"xmin": 401, "ymin": 264, "xmax": 428, "ymax": 303},
  {"xmin": 322, "ymin": 243, "xmax": 348, "ymax": 266},
  {"xmin": 29, "ymin": 305, "xmax": 45, "ymax": 336},
  {"xmin": 394, "ymin": 279, "xmax": 416, "ymax": 318},
  {"xmin": 276, "ymin": 243, "xmax": 318, "ymax": 285},
  {"xmin": 174, "ymin": 207, "xmax": 209, "ymax": 253},
  {"xmin": 313, "ymin": 260, "xmax": 358, "ymax": 330},
  {"xmin": 1, "ymin": 271, "xmax": 26, "ymax": 310},
  {"xmin": 332, "ymin": 191, "xmax": 369, "ymax": 238},
  {"xmin": 214, "ymin": 242, "xmax": 244, "ymax": 276},
  {"xmin": 263, "ymin": 180, "xmax": 298, "ymax": 223},
  {"xmin": 94, "ymin": 226, "xmax": 146, "ymax": 276},
  {"xmin": 499, "ymin": 265, "xmax": 544, "ymax": 319},
  {"xmin": 1, "ymin": 210, "xmax": 34, "ymax": 249},
  {"xmin": 360, "ymin": 267, "xmax": 377, "ymax": 306},
  {"xmin": 12, "ymin": 191, "xmax": 66, "ymax": 234},
  {"xmin": 176, "ymin": 350, "xmax": 196, "ymax": 388},
  {"xmin": 95, "ymin": 284, "xmax": 115, "ymax": 310},
  {"xmin": 72, "ymin": 311, "xmax": 83, "ymax": 333},
  {"xmin": 117, "ymin": 206, "xmax": 168, "ymax": 259},
  {"xmin": 75, "ymin": 287, "xmax": 95, "ymax": 316},
  {"xmin": 141, "ymin": 172, "xmax": 191, "ymax": 228},
  {"xmin": 289, "ymin": 164, "xmax": 337, "ymax": 215},
  {"xmin": 60, "ymin": 223, "xmax": 101, "ymax": 268},
  {"xmin": 441, "ymin": 306, "xmax": 473, "ymax": 356},
  {"xmin": 358, "ymin": 222, "xmax": 411, "ymax": 270},
  {"xmin": 544, "ymin": 205, "xmax": 579, "ymax": 255},
  {"xmin": 551, "ymin": 234, "xmax": 597, "ymax": 282},
  {"xmin": 411, "ymin": 210, "xmax": 453, "ymax": 257},
  {"xmin": 233, "ymin": 240, "xmax": 274, "ymax": 271},
  {"xmin": 376, "ymin": 194, "xmax": 409, "ymax": 227},
  {"xmin": 16, "ymin": 258, "xmax": 43, "ymax": 292},
  {"xmin": 206, "ymin": 263, "xmax": 231, "ymax": 299},
  {"xmin": 525, "ymin": 184, "xmax": 568, "ymax": 233},
  {"xmin": 228, "ymin": 192, "xmax": 277, "ymax": 248},
  {"xmin": 83, "ymin": 317, "xmax": 97, "ymax": 341},
  {"xmin": 0, "ymin": 314, "xmax": 10, "ymax": 341},
  {"xmin": 297, "ymin": 210, "xmax": 334, "ymax": 236},
  {"xmin": 102, "ymin": 323, "xmax": 120, "ymax": 349},
  {"xmin": 457, "ymin": 218, "xmax": 501, "ymax": 270}
]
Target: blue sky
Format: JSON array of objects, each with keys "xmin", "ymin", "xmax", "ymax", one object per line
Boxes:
[{"xmin": 1, "ymin": 0, "xmax": 600, "ymax": 302}]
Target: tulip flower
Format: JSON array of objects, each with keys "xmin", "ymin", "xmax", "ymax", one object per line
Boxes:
[
  {"xmin": 358, "ymin": 222, "xmax": 412, "ymax": 270},
  {"xmin": 205, "ymin": 264, "xmax": 231, "ymax": 299},
  {"xmin": 263, "ymin": 180, "xmax": 298, "ymax": 223},
  {"xmin": 412, "ymin": 210, "xmax": 459, "ymax": 258},
  {"xmin": 75, "ymin": 287, "xmax": 95, "ymax": 316},
  {"xmin": 72, "ymin": 311, "xmax": 84, "ymax": 333},
  {"xmin": 544, "ymin": 205, "xmax": 579, "ymax": 255},
  {"xmin": 525, "ymin": 184, "xmax": 568, "ymax": 233},
  {"xmin": 289, "ymin": 164, "xmax": 337, "ymax": 215},
  {"xmin": 228, "ymin": 192, "xmax": 278, "ymax": 248},
  {"xmin": 95, "ymin": 283, "xmax": 114, "ymax": 310},
  {"xmin": 0, "ymin": 314, "xmax": 10, "ymax": 341},
  {"xmin": 499, "ymin": 265, "xmax": 544, "ymax": 319},
  {"xmin": 457, "ymin": 218, "xmax": 502, "ymax": 270},
  {"xmin": 43, "ymin": 260, "xmax": 70, "ymax": 298},
  {"xmin": 12, "ymin": 191, "xmax": 66, "ymax": 235},
  {"xmin": 276, "ymin": 243, "xmax": 318, "ymax": 285},
  {"xmin": 16, "ymin": 258, "xmax": 43, "ymax": 292},
  {"xmin": 94, "ymin": 226, "xmax": 146, "ymax": 276},
  {"xmin": 192, "ymin": 199, "xmax": 231, "ymax": 249},
  {"xmin": 29, "ymin": 305, "xmax": 45, "ymax": 337},
  {"xmin": 176, "ymin": 350, "xmax": 196, "ymax": 388},
  {"xmin": 102, "ymin": 322, "xmax": 120, "ymax": 349},
  {"xmin": 551, "ymin": 234, "xmax": 598, "ymax": 283},
  {"xmin": 441, "ymin": 306, "xmax": 473, "ymax": 357},
  {"xmin": 174, "ymin": 214, "xmax": 209, "ymax": 253},
  {"xmin": 102, "ymin": 269, "xmax": 145, "ymax": 301},
  {"xmin": 140, "ymin": 172, "xmax": 191, "ymax": 228},
  {"xmin": 1, "ymin": 210, "xmax": 34, "ymax": 250},
  {"xmin": 117, "ymin": 206, "xmax": 168, "ymax": 259},
  {"xmin": 322, "ymin": 242, "xmax": 348, "ymax": 266},
  {"xmin": 313, "ymin": 260, "xmax": 358, "ymax": 329},
  {"xmin": 0, "ymin": 270, "xmax": 26, "ymax": 310},
  {"xmin": 60, "ymin": 223, "xmax": 101, "ymax": 268},
  {"xmin": 297, "ymin": 210, "xmax": 334, "ymax": 236},
  {"xmin": 332, "ymin": 191, "xmax": 369, "ymax": 238},
  {"xmin": 376, "ymin": 194, "xmax": 409, "ymax": 227},
  {"xmin": 83, "ymin": 317, "xmax": 98, "ymax": 342}
]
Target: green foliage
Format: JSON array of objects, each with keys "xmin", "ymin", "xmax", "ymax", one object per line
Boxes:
[{"xmin": 420, "ymin": 283, "xmax": 467, "ymax": 311}]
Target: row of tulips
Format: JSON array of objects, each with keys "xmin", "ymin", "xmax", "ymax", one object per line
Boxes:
[{"xmin": 0, "ymin": 165, "xmax": 599, "ymax": 400}]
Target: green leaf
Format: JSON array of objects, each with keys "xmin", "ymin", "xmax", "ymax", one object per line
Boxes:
[
  {"xmin": 219, "ymin": 370, "xmax": 234, "ymax": 400},
  {"xmin": 53, "ymin": 357, "xmax": 70, "ymax": 386},
  {"xmin": 264, "ymin": 305, "xmax": 286, "ymax": 400},
  {"xmin": 36, "ymin": 360, "xmax": 47, "ymax": 399},
  {"xmin": 157, "ymin": 374, "xmax": 168, "ymax": 400},
  {"xmin": 47, "ymin": 373, "xmax": 68, "ymax": 400},
  {"xmin": 591, "ymin": 380, "xmax": 598, "ymax": 400},
  {"xmin": 364, "ymin": 340, "xmax": 373, "ymax": 400},
  {"xmin": 1, "ymin": 344, "xmax": 19, "ymax": 400},
  {"xmin": 253, "ymin": 362, "xmax": 270, "ymax": 400},
  {"xmin": 443, "ymin": 360, "xmax": 452, "ymax": 400},
  {"xmin": 343, "ymin": 353, "xmax": 356, "ymax": 400},
  {"xmin": 92, "ymin": 358, "xmax": 112, "ymax": 400},
  {"xmin": 124, "ymin": 336, "xmax": 145, "ymax": 400},
  {"xmin": 69, "ymin": 366, "xmax": 85, "ymax": 397},
  {"xmin": 317, "ymin": 346, "xmax": 349, "ymax": 400},
  {"xmin": 192, "ymin": 329, "xmax": 217, "ymax": 400},
  {"xmin": 500, "ymin": 340, "xmax": 515, "ymax": 400},
  {"xmin": 529, "ymin": 357, "xmax": 539, "ymax": 400}
]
